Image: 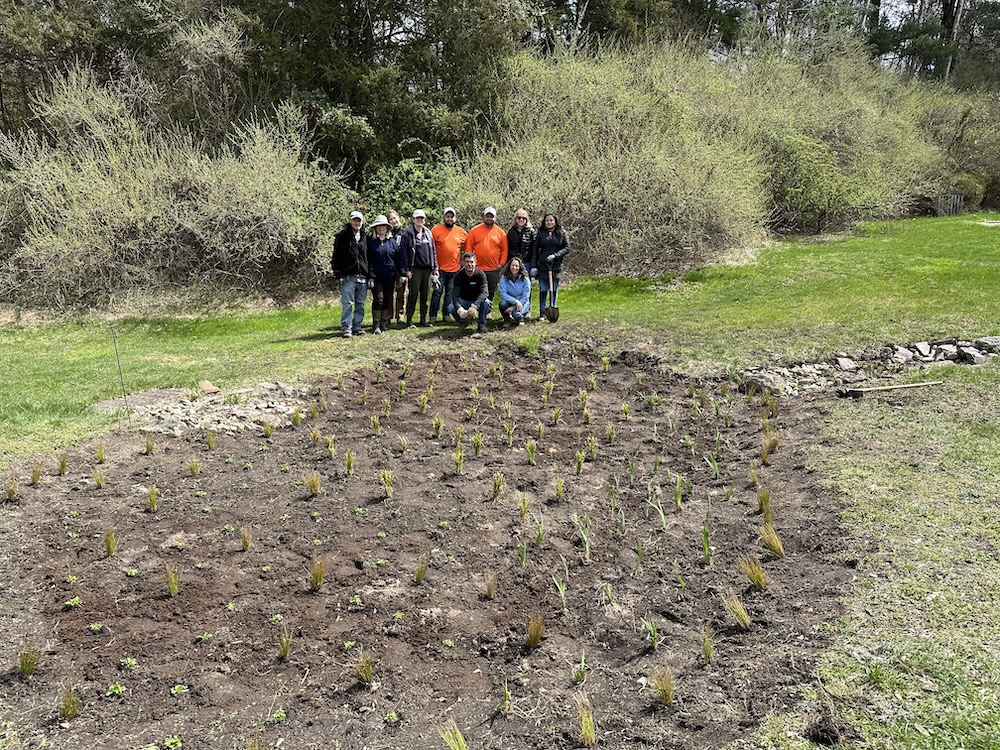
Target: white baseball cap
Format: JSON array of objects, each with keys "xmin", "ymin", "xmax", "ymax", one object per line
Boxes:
[
  {"xmin": 443, "ymin": 207, "xmax": 457, "ymax": 217},
  {"xmin": 412, "ymin": 209, "xmax": 427, "ymax": 219},
  {"xmin": 349, "ymin": 211, "xmax": 364, "ymax": 221},
  {"xmin": 483, "ymin": 206, "xmax": 497, "ymax": 216}
]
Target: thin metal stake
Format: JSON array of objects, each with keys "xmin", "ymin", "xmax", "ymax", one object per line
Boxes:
[{"xmin": 111, "ymin": 327, "xmax": 132, "ymax": 429}]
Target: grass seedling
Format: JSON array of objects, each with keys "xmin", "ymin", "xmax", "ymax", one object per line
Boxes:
[
  {"xmin": 582, "ymin": 407, "xmax": 592, "ymax": 424},
  {"xmin": 402, "ymin": 361, "xmax": 413, "ymax": 379},
  {"xmin": 577, "ymin": 693, "xmax": 596, "ymax": 747},
  {"xmin": 579, "ymin": 389, "xmax": 589, "ymax": 409},
  {"xmin": 336, "ymin": 372, "xmax": 344, "ymax": 390},
  {"xmin": 453, "ymin": 445, "xmax": 465, "ymax": 474},
  {"xmin": 517, "ymin": 542, "xmax": 528, "ymax": 568},
  {"xmin": 701, "ymin": 499, "xmax": 712, "ymax": 565},
  {"xmin": 759, "ymin": 523, "xmax": 786, "ymax": 557},
  {"xmin": 518, "ymin": 493, "xmax": 529, "ymax": 521},
  {"xmin": 492, "ymin": 471, "xmax": 505, "ymax": 499},
  {"xmin": 642, "ymin": 614, "xmax": 660, "ymax": 650},
  {"xmin": 527, "ymin": 614, "xmax": 544, "ymax": 650},
  {"xmin": 760, "ymin": 434, "xmax": 779, "ymax": 465},
  {"xmin": 586, "ymin": 434, "xmax": 597, "ymax": 461},
  {"xmin": 30, "ymin": 461, "xmax": 42, "ymax": 486},
  {"xmin": 370, "ymin": 415, "xmax": 381, "ymax": 436},
  {"xmin": 498, "ymin": 680, "xmax": 513, "ymax": 715},
  {"xmin": 418, "ymin": 393, "xmax": 429, "ymax": 413},
  {"xmin": 621, "ymin": 402, "xmax": 631, "ymax": 420},
  {"xmin": 572, "ymin": 513, "xmax": 591, "ymax": 563},
  {"xmin": 304, "ymin": 470, "xmax": 321, "ymax": 497},
  {"xmin": 723, "ymin": 593, "xmax": 751, "ymax": 630},
  {"xmin": 534, "ymin": 514, "xmax": 545, "ymax": 546},
  {"xmin": 6, "ymin": 479, "xmax": 19, "ymax": 501},
  {"xmin": 543, "ymin": 380, "xmax": 554, "ymax": 401},
  {"xmin": 437, "ymin": 719, "xmax": 468, "ymax": 750},
  {"xmin": 704, "ymin": 452, "xmax": 720, "ymax": 480},
  {"xmin": 240, "ymin": 526, "xmax": 253, "ymax": 551},
  {"xmin": 471, "ymin": 432, "xmax": 483, "ymax": 456},
  {"xmin": 18, "ymin": 644, "xmax": 41, "ymax": 677},
  {"xmin": 553, "ymin": 576, "xmax": 568, "ymax": 612},
  {"xmin": 380, "ymin": 470, "xmax": 394, "ymax": 499},
  {"xmin": 398, "ymin": 435, "xmax": 409, "ymax": 453},
  {"xmin": 308, "ymin": 557, "xmax": 325, "ymax": 592},
  {"xmin": 278, "ymin": 625, "xmax": 292, "ymax": 662},
  {"xmin": 57, "ymin": 454, "xmax": 68, "ymax": 475},
  {"xmin": 702, "ymin": 626, "xmax": 716, "ymax": 663},
  {"xmin": 58, "ymin": 686, "xmax": 81, "ymax": 721},
  {"xmin": 554, "ymin": 477, "xmax": 565, "ymax": 502},
  {"xmin": 536, "ymin": 420, "xmax": 545, "ymax": 440},
  {"xmin": 291, "ymin": 407, "xmax": 303, "ymax": 426},
  {"xmin": 354, "ymin": 649, "xmax": 374, "ymax": 687},
  {"xmin": 143, "ymin": 435, "xmax": 154, "ymax": 456},
  {"xmin": 573, "ymin": 652, "xmax": 587, "ymax": 684},
  {"xmin": 504, "ymin": 421, "xmax": 515, "ymax": 446},
  {"xmin": 738, "ymin": 555, "xmax": 767, "ymax": 591},
  {"xmin": 165, "ymin": 566, "xmax": 181, "ymax": 597},
  {"xmin": 432, "ymin": 415, "xmax": 444, "ymax": 438},
  {"xmin": 96, "ymin": 442, "xmax": 106, "ymax": 464},
  {"xmin": 575, "ymin": 450, "xmax": 585, "ymax": 475},
  {"xmin": 147, "ymin": 486, "xmax": 159, "ymax": 512},
  {"xmin": 525, "ymin": 439, "xmax": 537, "ymax": 465},
  {"xmin": 748, "ymin": 461, "xmax": 759, "ymax": 487},
  {"xmin": 344, "ymin": 450, "xmax": 355, "ymax": 476},
  {"xmin": 414, "ymin": 554, "xmax": 429, "ymax": 584},
  {"xmin": 374, "ymin": 362, "xmax": 384, "ymax": 383},
  {"xmin": 601, "ymin": 355, "xmax": 610, "ymax": 372},
  {"xmin": 187, "ymin": 457, "xmax": 200, "ymax": 477},
  {"xmin": 205, "ymin": 430, "xmax": 216, "ymax": 450},
  {"xmin": 606, "ymin": 423, "xmax": 617, "ymax": 444},
  {"xmin": 311, "ymin": 401, "xmax": 321, "ymax": 417},
  {"xmin": 628, "ymin": 457, "xmax": 637, "ymax": 484},
  {"xmin": 465, "ymin": 403, "xmax": 478, "ymax": 420},
  {"xmin": 502, "ymin": 400, "xmax": 512, "ymax": 419},
  {"xmin": 651, "ymin": 666, "xmax": 676, "ymax": 706},
  {"xmin": 92, "ymin": 469, "xmax": 106, "ymax": 489},
  {"xmin": 551, "ymin": 407, "xmax": 562, "ymax": 425},
  {"xmin": 309, "ymin": 427, "xmax": 322, "ymax": 445},
  {"xmin": 485, "ymin": 570, "xmax": 497, "ymax": 600},
  {"xmin": 262, "ymin": 421, "xmax": 274, "ymax": 438},
  {"xmin": 757, "ymin": 484, "xmax": 772, "ymax": 515},
  {"xmin": 103, "ymin": 527, "xmax": 117, "ymax": 557},
  {"xmin": 360, "ymin": 387, "xmax": 369, "ymax": 406},
  {"xmin": 588, "ymin": 373, "xmax": 598, "ymax": 390},
  {"xmin": 634, "ymin": 540, "xmax": 645, "ymax": 575},
  {"xmin": 673, "ymin": 474, "xmax": 684, "ymax": 510}
]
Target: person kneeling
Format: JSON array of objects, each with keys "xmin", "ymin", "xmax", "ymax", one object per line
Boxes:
[
  {"xmin": 448, "ymin": 253, "xmax": 490, "ymax": 333},
  {"xmin": 498, "ymin": 256, "xmax": 530, "ymax": 328}
]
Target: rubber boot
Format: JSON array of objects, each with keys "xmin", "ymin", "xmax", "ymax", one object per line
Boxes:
[{"xmin": 372, "ymin": 309, "xmax": 382, "ymax": 335}]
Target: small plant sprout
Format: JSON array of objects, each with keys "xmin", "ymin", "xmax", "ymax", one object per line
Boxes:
[
  {"xmin": 92, "ymin": 469, "xmax": 106, "ymax": 489},
  {"xmin": 723, "ymin": 593, "xmax": 752, "ymax": 630},
  {"xmin": 634, "ymin": 540, "xmax": 645, "ymax": 575},
  {"xmin": 748, "ymin": 461, "xmax": 759, "ymax": 486},
  {"xmin": 738, "ymin": 555, "xmax": 767, "ymax": 591},
  {"xmin": 465, "ymin": 403, "xmax": 479, "ymax": 420},
  {"xmin": 701, "ymin": 498, "xmax": 712, "ymax": 565},
  {"xmin": 291, "ymin": 407, "xmax": 304, "ymax": 426},
  {"xmin": 674, "ymin": 474, "xmax": 684, "ymax": 510},
  {"xmin": 143, "ymin": 484, "xmax": 160, "ymax": 513},
  {"xmin": 278, "ymin": 625, "xmax": 292, "ymax": 661},
  {"xmin": 578, "ymin": 389, "xmax": 589, "ymax": 409},
  {"xmin": 58, "ymin": 685, "xmax": 81, "ymax": 721},
  {"xmin": 380, "ymin": 470, "xmax": 395, "ymax": 499},
  {"xmin": 573, "ymin": 652, "xmax": 588, "ymax": 684},
  {"xmin": 572, "ymin": 513, "xmax": 592, "ymax": 563},
  {"xmin": 187, "ymin": 457, "xmax": 200, "ymax": 477},
  {"xmin": 336, "ymin": 372, "xmax": 344, "ymax": 390},
  {"xmin": 433, "ymin": 415, "xmax": 444, "ymax": 438},
  {"xmin": 437, "ymin": 719, "xmax": 468, "ymax": 750},
  {"xmin": 586, "ymin": 434, "xmax": 597, "ymax": 461},
  {"xmin": 577, "ymin": 692, "xmax": 597, "ymax": 748},
  {"xmin": 397, "ymin": 380, "xmax": 406, "ymax": 397},
  {"xmin": 354, "ymin": 649, "xmax": 375, "ymax": 687},
  {"xmin": 601, "ymin": 355, "xmax": 610, "ymax": 372},
  {"xmin": 370, "ymin": 414, "xmax": 381, "ymax": 436},
  {"xmin": 527, "ymin": 614, "xmax": 544, "ymax": 650},
  {"xmin": 492, "ymin": 471, "xmax": 505, "ymax": 500},
  {"xmin": 311, "ymin": 401, "xmax": 321, "ymax": 418},
  {"xmin": 542, "ymin": 379, "xmax": 554, "ymax": 401},
  {"xmin": 262, "ymin": 421, "xmax": 274, "ymax": 438},
  {"xmin": 760, "ymin": 433, "xmax": 779, "ymax": 465},
  {"xmin": 704, "ymin": 452, "xmax": 720, "ymax": 480},
  {"xmin": 575, "ymin": 450, "xmax": 585, "ymax": 475},
  {"xmin": 143, "ymin": 435, "xmax": 154, "ymax": 456},
  {"xmin": 484, "ymin": 570, "xmax": 498, "ymax": 599},
  {"xmin": 165, "ymin": 566, "xmax": 181, "ymax": 597},
  {"xmin": 6, "ymin": 479, "xmax": 19, "ymax": 501},
  {"xmin": 504, "ymin": 421, "xmax": 515, "ymax": 446},
  {"xmin": 606, "ymin": 423, "xmax": 617, "ymax": 444},
  {"xmin": 344, "ymin": 450, "xmax": 355, "ymax": 476},
  {"xmin": 57, "ymin": 454, "xmax": 68, "ymax": 475},
  {"xmin": 418, "ymin": 393, "xmax": 429, "ymax": 413},
  {"xmin": 621, "ymin": 401, "xmax": 631, "ymax": 420},
  {"xmin": 360, "ymin": 387, "xmax": 369, "ymax": 406},
  {"xmin": 499, "ymin": 679, "xmax": 513, "ymax": 715},
  {"xmin": 304, "ymin": 470, "xmax": 321, "ymax": 497},
  {"xmin": 103, "ymin": 527, "xmax": 117, "ymax": 557},
  {"xmin": 534, "ymin": 514, "xmax": 545, "ymax": 546},
  {"xmin": 602, "ymin": 582, "xmax": 614, "ymax": 603},
  {"xmin": 651, "ymin": 665, "xmax": 676, "ymax": 706},
  {"xmin": 554, "ymin": 477, "xmax": 565, "ymax": 502},
  {"xmin": 553, "ymin": 575, "xmax": 568, "ymax": 612},
  {"xmin": 414, "ymin": 554, "xmax": 429, "ymax": 584},
  {"xmin": 502, "ymin": 400, "xmax": 512, "ymax": 419},
  {"xmin": 398, "ymin": 435, "xmax": 409, "ymax": 453},
  {"xmin": 309, "ymin": 427, "xmax": 322, "ymax": 446},
  {"xmin": 759, "ymin": 523, "xmax": 786, "ymax": 557},
  {"xmin": 517, "ymin": 542, "xmax": 528, "ymax": 568},
  {"xmin": 525, "ymin": 439, "xmax": 537, "ymax": 465},
  {"xmin": 536, "ymin": 420, "xmax": 545, "ymax": 440},
  {"xmin": 588, "ymin": 373, "xmax": 598, "ymax": 390},
  {"xmin": 551, "ymin": 406, "xmax": 563, "ymax": 425},
  {"xmin": 518, "ymin": 494, "xmax": 530, "ymax": 522},
  {"xmin": 240, "ymin": 526, "xmax": 253, "ymax": 551},
  {"xmin": 453, "ymin": 445, "xmax": 465, "ymax": 474},
  {"xmin": 374, "ymin": 362, "xmax": 384, "ymax": 383},
  {"xmin": 496, "ymin": 363, "xmax": 505, "ymax": 390},
  {"xmin": 582, "ymin": 407, "xmax": 592, "ymax": 424},
  {"xmin": 635, "ymin": 371, "xmax": 644, "ymax": 385},
  {"xmin": 471, "ymin": 432, "xmax": 484, "ymax": 456},
  {"xmin": 18, "ymin": 643, "xmax": 41, "ymax": 677},
  {"xmin": 30, "ymin": 461, "xmax": 42, "ymax": 486},
  {"xmin": 642, "ymin": 614, "xmax": 660, "ymax": 650},
  {"xmin": 402, "ymin": 361, "xmax": 413, "ymax": 379},
  {"xmin": 96, "ymin": 442, "xmax": 107, "ymax": 463},
  {"xmin": 702, "ymin": 626, "xmax": 716, "ymax": 663},
  {"xmin": 205, "ymin": 429, "xmax": 216, "ymax": 450},
  {"xmin": 308, "ymin": 557, "xmax": 325, "ymax": 592}
]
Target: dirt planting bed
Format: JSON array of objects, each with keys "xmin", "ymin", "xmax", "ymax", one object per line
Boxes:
[{"xmin": 1, "ymin": 341, "xmax": 851, "ymax": 749}]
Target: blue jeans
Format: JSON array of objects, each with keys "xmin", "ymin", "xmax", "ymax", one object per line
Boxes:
[
  {"xmin": 430, "ymin": 270, "xmax": 458, "ymax": 319},
  {"xmin": 340, "ymin": 276, "xmax": 368, "ymax": 333},
  {"xmin": 500, "ymin": 302, "xmax": 529, "ymax": 322},
  {"xmin": 448, "ymin": 297, "xmax": 490, "ymax": 327},
  {"xmin": 538, "ymin": 274, "xmax": 560, "ymax": 315}
]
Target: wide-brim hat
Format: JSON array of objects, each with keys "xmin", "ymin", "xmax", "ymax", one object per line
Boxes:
[{"xmin": 370, "ymin": 214, "xmax": 391, "ymax": 230}]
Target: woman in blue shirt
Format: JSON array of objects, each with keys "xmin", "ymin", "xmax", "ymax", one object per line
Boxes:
[{"xmin": 498, "ymin": 256, "xmax": 531, "ymax": 328}]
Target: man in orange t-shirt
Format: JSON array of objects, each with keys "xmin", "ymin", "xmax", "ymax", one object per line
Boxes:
[
  {"xmin": 429, "ymin": 207, "xmax": 467, "ymax": 324},
  {"xmin": 464, "ymin": 206, "xmax": 508, "ymax": 322}
]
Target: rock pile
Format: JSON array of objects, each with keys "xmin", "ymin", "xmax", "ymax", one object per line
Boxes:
[{"xmin": 885, "ymin": 337, "xmax": 1000, "ymax": 366}]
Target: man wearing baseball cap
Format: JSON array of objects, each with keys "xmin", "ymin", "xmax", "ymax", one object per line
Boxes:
[
  {"xmin": 331, "ymin": 210, "xmax": 371, "ymax": 338},
  {"xmin": 430, "ymin": 207, "xmax": 467, "ymax": 325},
  {"xmin": 464, "ymin": 206, "xmax": 508, "ymax": 328}
]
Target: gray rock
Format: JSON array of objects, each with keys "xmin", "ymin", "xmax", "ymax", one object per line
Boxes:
[
  {"xmin": 935, "ymin": 344, "xmax": 959, "ymax": 360},
  {"xmin": 960, "ymin": 346, "xmax": 989, "ymax": 365},
  {"xmin": 836, "ymin": 357, "xmax": 858, "ymax": 371},
  {"xmin": 974, "ymin": 336, "xmax": 1000, "ymax": 352},
  {"xmin": 892, "ymin": 346, "xmax": 914, "ymax": 364},
  {"xmin": 914, "ymin": 342, "xmax": 931, "ymax": 357}
]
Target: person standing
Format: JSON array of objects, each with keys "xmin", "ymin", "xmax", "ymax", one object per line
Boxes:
[
  {"xmin": 400, "ymin": 209, "xmax": 439, "ymax": 327},
  {"xmin": 331, "ymin": 210, "xmax": 371, "ymax": 338},
  {"xmin": 387, "ymin": 209, "xmax": 406, "ymax": 325},
  {"xmin": 531, "ymin": 212, "xmax": 571, "ymax": 320},
  {"xmin": 366, "ymin": 215, "xmax": 401, "ymax": 334},
  {"xmin": 506, "ymin": 209, "xmax": 536, "ymax": 320},
  {"xmin": 430, "ymin": 206, "xmax": 467, "ymax": 325},
  {"xmin": 449, "ymin": 253, "xmax": 490, "ymax": 333},
  {"xmin": 464, "ymin": 206, "xmax": 508, "ymax": 327}
]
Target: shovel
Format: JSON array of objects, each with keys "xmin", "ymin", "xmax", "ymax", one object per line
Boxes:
[{"xmin": 545, "ymin": 268, "xmax": 560, "ymax": 322}]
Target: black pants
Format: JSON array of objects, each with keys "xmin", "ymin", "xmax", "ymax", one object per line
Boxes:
[{"xmin": 406, "ymin": 267, "xmax": 433, "ymax": 323}]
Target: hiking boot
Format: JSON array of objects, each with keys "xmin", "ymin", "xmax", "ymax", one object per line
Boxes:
[
  {"xmin": 341, "ymin": 330, "xmax": 352, "ymax": 338},
  {"xmin": 352, "ymin": 329, "xmax": 365, "ymax": 336},
  {"xmin": 477, "ymin": 324, "xmax": 488, "ymax": 333},
  {"xmin": 428, "ymin": 317, "xmax": 437, "ymax": 326}
]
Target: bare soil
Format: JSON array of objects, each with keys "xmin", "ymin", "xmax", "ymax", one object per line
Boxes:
[{"xmin": 1, "ymin": 337, "xmax": 852, "ymax": 749}]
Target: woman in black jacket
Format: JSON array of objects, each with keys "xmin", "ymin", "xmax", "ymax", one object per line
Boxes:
[{"xmin": 531, "ymin": 213, "xmax": 570, "ymax": 319}]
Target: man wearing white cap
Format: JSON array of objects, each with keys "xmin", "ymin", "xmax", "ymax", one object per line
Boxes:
[
  {"xmin": 464, "ymin": 206, "xmax": 508, "ymax": 327},
  {"xmin": 331, "ymin": 210, "xmax": 371, "ymax": 338},
  {"xmin": 430, "ymin": 207, "xmax": 467, "ymax": 325}
]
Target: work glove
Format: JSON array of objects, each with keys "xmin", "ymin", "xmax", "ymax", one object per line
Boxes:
[
  {"xmin": 530, "ymin": 268, "xmax": 538, "ymax": 279},
  {"xmin": 468, "ymin": 304, "xmax": 479, "ymax": 318},
  {"xmin": 546, "ymin": 254, "xmax": 556, "ymax": 263},
  {"xmin": 457, "ymin": 306, "xmax": 469, "ymax": 319},
  {"xmin": 367, "ymin": 279, "xmax": 374, "ymax": 289}
]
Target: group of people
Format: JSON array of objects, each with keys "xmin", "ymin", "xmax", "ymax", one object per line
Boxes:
[{"xmin": 331, "ymin": 206, "xmax": 571, "ymax": 337}]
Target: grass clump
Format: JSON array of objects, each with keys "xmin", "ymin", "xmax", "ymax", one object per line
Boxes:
[
  {"xmin": 147, "ymin": 486, "xmax": 160, "ymax": 512},
  {"xmin": 303, "ymin": 470, "xmax": 322, "ymax": 496},
  {"xmin": 187, "ymin": 457, "xmax": 200, "ymax": 477},
  {"xmin": 525, "ymin": 439, "xmax": 537, "ymax": 466},
  {"xmin": 58, "ymin": 685, "xmax": 81, "ymax": 721},
  {"xmin": 414, "ymin": 554, "xmax": 429, "ymax": 585},
  {"xmin": 526, "ymin": 614, "xmax": 544, "ymax": 651},
  {"xmin": 650, "ymin": 665, "xmax": 676, "ymax": 706},
  {"xmin": 30, "ymin": 462, "xmax": 42, "ymax": 486},
  {"xmin": 722, "ymin": 593, "xmax": 751, "ymax": 630},
  {"xmin": 240, "ymin": 526, "xmax": 253, "ymax": 551},
  {"xmin": 701, "ymin": 626, "xmax": 715, "ymax": 664},
  {"xmin": 278, "ymin": 626, "xmax": 292, "ymax": 662},
  {"xmin": 308, "ymin": 557, "xmax": 325, "ymax": 592},
  {"xmin": 103, "ymin": 528, "xmax": 117, "ymax": 557},
  {"xmin": 5, "ymin": 479, "xmax": 19, "ymax": 501},
  {"xmin": 577, "ymin": 693, "xmax": 596, "ymax": 748},
  {"xmin": 92, "ymin": 469, "xmax": 106, "ymax": 489},
  {"xmin": 484, "ymin": 570, "xmax": 497, "ymax": 600},
  {"xmin": 18, "ymin": 644, "xmax": 41, "ymax": 677},
  {"xmin": 759, "ymin": 523, "xmax": 785, "ymax": 558},
  {"xmin": 165, "ymin": 566, "xmax": 181, "ymax": 597},
  {"xmin": 738, "ymin": 555, "xmax": 767, "ymax": 590},
  {"xmin": 437, "ymin": 719, "xmax": 468, "ymax": 750},
  {"xmin": 354, "ymin": 649, "xmax": 374, "ymax": 687}
]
